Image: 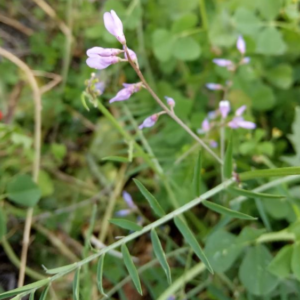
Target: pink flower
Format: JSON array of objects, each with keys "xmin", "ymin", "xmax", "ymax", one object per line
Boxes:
[
  {"xmin": 197, "ymin": 118, "xmax": 210, "ymax": 134},
  {"xmin": 87, "ymin": 47, "xmax": 123, "ymax": 57},
  {"xmin": 109, "ymin": 83, "xmax": 142, "ymax": 103},
  {"xmin": 124, "ymin": 46, "xmax": 137, "ymax": 62},
  {"xmin": 103, "ymin": 10, "xmax": 126, "ymax": 44},
  {"xmin": 122, "ymin": 191, "xmax": 136, "ymax": 209},
  {"xmin": 228, "ymin": 117, "xmax": 256, "ymax": 129},
  {"xmin": 237, "ymin": 35, "xmax": 246, "ymax": 55},
  {"xmin": 165, "ymin": 96, "xmax": 175, "ymax": 108},
  {"xmin": 139, "ymin": 114, "xmax": 158, "ymax": 129},
  {"xmin": 206, "ymin": 83, "xmax": 223, "ymax": 90},
  {"xmin": 210, "ymin": 140, "xmax": 218, "ymax": 148},
  {"xmin": 219, "ymin": 100, "xmax": 230, "ymax": 119},
  {"xmin": 86, "ymin": 55, "xmax": 119, "ymax": 69},
  {"xmin": 241, "ymin": 57, "xmax": 251, "ymax": 65},
  {"xmin": 235, "ymin": 105, "xmax": 247, "ymax": 116},
  {"xmin": 213, "ymin": 59, "xmax": 234, "ymax": 68}
]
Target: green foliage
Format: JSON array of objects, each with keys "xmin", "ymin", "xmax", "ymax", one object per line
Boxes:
[
  {"xmin": 0, "ymin": 209, "xmax": 6, "ymax": 239},
  {"xmin": 110, "ymin": 219, "xmax": 142, "ymax": 231},
  {"xmin": 223, "ymin": 133, "xmax": 233, "ymax": 179},
  {"xmin": 7, "ymin": 175, "xmax": 41, "ymax": 207},
  {"xmin": 73, "ymin": 269, "xmax": 80, "ymax": 300},
  {"xmin": 96, "ymin": 255, "xmax": 107, "ymax": 297},
  {"xmin": 192, "ymin": 151, "xmax": 202, "ymax": 197},
  {"xmin": 268, "ymin": 245, "xmax": 293, "ymax": 278}
]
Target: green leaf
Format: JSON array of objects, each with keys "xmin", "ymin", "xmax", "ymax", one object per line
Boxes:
[
  {"xmin": 291, "ymin": 243, "xmax": 300, "ymax": 281},
  {"xmin": 110, "ymin": 219, "xmax": 142, "ymax": 231},
  {"xmin": 44, "ymin": 263, "xmax": 77, "ymax": 275},
  {"xmin": 174, "ymin": 216, "xmax": 213, "ymax": 274},
  {"xmin": 268, "ymin": 245, "xmax": 292, "ymax": 279},
  {"xmin": 133, "ymin": 179, "xmax": 165, "ymax": 217},
  {"xmin": 7, "ymin": 174, "xmax": 41, "ymax": 207},
  {"xmin": 151, "ymin": 230, "xmax": 172, "ymax": 284},
  {"xmin": 256, "ymin": 27, "xmax": 287, "ymax": 55},
  {"xmin": 193, "ymin": 151, "xmax": 202, "ymax": 197},
  {"xmin": 0, "ymin": 278, "xmax": 50, "ymax": 300},
  {"xmin": 257, "ymin": 0, "xmax": 282, "ymax": 20},
  {"xmin": 121, "ymin": 244, "xmax": 143, "ymax": 295},
  {"xmin": 38, "ymin": 171, "xmax": 54, "ymax": 197},
  {"xmin": 205, "ymin": 230, "xmax": 242, "ymax": 273},
  {"xmin": 173, "ymin": 37, "xmax": 201, "ymax": 61},
  {"xmin": 239, "ymin": 245, "xmax": 279, "ymax": 296},
  {"xmin": 233, "ymin": 8, "xmax": 260, "ymax": 36},
  {"xmin": 171, "ymin": 13, "xmax": 198, "ymax": 34},
  {"xmin": 73, "ymin": 268, "xmax": 80, "ymax": 300},
  {"xmin": 152, "ymin": 29, "xmax": 174, "ymax": 62},
  {"xmin": 29, "ymin": 290, "xmax": 36, "ymax": 300},
  {"xmin": 250, "ymin": 83, "xmax": 275, "ymax": 111},
  {"xmin": 266, "ymin": 64, "xmax": 293, "ymax": 90},
  {"xmin": 0, "ymin": 208, "xmax": 6, "ymax": 239},
  {"xmin": 203, "ymin": 201, "xmax": 257, "ymax": 220},
  {"xmin": 39, "ymin": 285, "xmax": 50, "ymax": 300},
  {"xmin": 239, "ymin": 167, "xmax": 300, "ymax": 180},
  {"xmin": 97, "ymin": 255, "xmax": 107, "ymax": 297},
  {"xmin": 101, "ymin": 156, "xmax": 129, "ymax": 163},
  {"xmin": 228, "ymin": 187, "xmax": 285, "ymax": 199},
  {"xmin": 223, "ymin": 133, "xmax": 233, "ymax": 179}
]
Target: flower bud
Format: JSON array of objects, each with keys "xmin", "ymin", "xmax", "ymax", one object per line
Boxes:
[
  {"xmin": 219, "ymin": 100, "xmax": 231, "ymax": 119},
  {"xmin": 103, "ymin": 10, "xmax": 126, "ymax": 44},
  {"xmin": 139, "ymin": 114, "xmax": 158, "ymax": 129},
  {"xmin": 237, "ymin": 35, "xmax": 246, "ymax": 55}
]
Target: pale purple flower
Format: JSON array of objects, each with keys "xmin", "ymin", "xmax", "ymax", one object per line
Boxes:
[
  {"xmin": 219, "ymin": 100, "xmax": 231, "ymax": 119},
  {"xmin": 86, "ymin": 56, "xmax": 119, "ymax": 70},
  {"xmin": 235, "ymin": 105, "xmax": 247, "ymax": 116},
  {"xmin": 124, "ymin": 46, "xmax": 137, "ymax": 62},
  {"xmin": 139, "ymin": 114, "xmax": 158, "ymax": 129},
  {"xmin": 165, "ymin": 96, "xmax": 175, "ymax": 108},
  {"xmin": 95, "ymin": 81, "xmax": 105, "ymax": 94},
  {"xmin": 213, "ymin": 59, "xmax": 234, "ymax": 68},
  {"xmin": 228, "ymin": 117, "xmax": 256, "ymax": 129},
  {"xmin": 237, "ymin": 35, "xmax": 246, "ymax": 55},
  {"xmin": 122, "ymin": 191, "xmax": 136, "ymax": 209},
  {"xmin": 208, "ymin": 110, "xmax": 217, "ymax": 120},
  {"xmin": 241, "ymin": 57, "xmax": 251, "ymax": 65},
  {"xmin": 206, "ymin": 83, "xmax": 223, "ymax": 91},
  {"xmin": 103, "ymin": 10, "xmax": 126, "ymax": 44},
  {"xmin": 115, "ymin": 209, "xmax": 132, "ymax": 217},
  {"xmin": 210, "ymin": 140, "xmax": 218, "ymax": 148},
  {"xmin": 87, "ymin": 47, "xmax": 123, "ymax": 57},
  {"xmin": 167, "ymin": 296, "xmax": 176, "ymax": 300},
  {"xmin": 197, "ymin": 118, "xmax": 210, "ymax": 134},
  {"xmin": 109, "ymin": 83, "xmax": 141, "ymax": 103}
]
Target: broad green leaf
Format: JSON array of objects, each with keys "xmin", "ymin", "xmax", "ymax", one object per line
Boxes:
[
  {"xmin": 110, "ymin": 219, "xmax": 142, "ymax": 231},
  {"xmin": 266, "ymin": 64, "xmax": 293, "ymax": 90},
  {"xmin": 7, "ymin": 174, "xmax": 41, "ymax": 207},
  {"xmin": 38, "ymin": 171, "xmax": 54, "ymax": 197},
  {"xmin": 121, "ymin": 244, "xmax": 143, "ymax": 295},
  {"xmin": 174, "ymin": 216, "xmax": 213, "ymax": 274},
  {"xmin": 101, "ymin": 156, "xmax": 129, "ymax": 163},
  {"xmin": 0, "ymin": 279, "xmax": 50, "ymax": 300},
  {"xmin": 268, "ymin": 245, "xmax": 292, "ymax": 279},
  {"xmin": 228, "ymin": 187, "xmax": 285, "ymax": 199},
  {"xmin": 237, "ymin": 227, "xmax": 266, "ymax": 243},
  {"xmin": 39, "ymin": 285, "xmax": 50, "ymax": 300},
  {"xmin": 239, "ymin": 245, "xmax": 279, "ymax": 296},
  {"xmin": 97, "ymin": 255, "xmax": 107, "ymax": 297},
  {"xmin": 257, "ymin": 0, "xmax": 282, "ymax": 20},
  {"xmin": 291, "ymin": 243, "xmax": 300, "ymax": 281},
  {"xmin": 256, "ymin": 27, "xmax": 287, "ymax": 55},
  {"xmin": 255, "ymin": 198, "xmax": 271, "ymax": 231},
  {"xmin": 173, "ymin": 37, "xmax": 201, "ymax": 61},
  {"xmin": 151, "ymin": 230, "xmax": 172, "ymax": 284},
  {"xmin": 250, "ymin": 83, "xmax": 275, "ymax": 111},
  {"xmin": 171, "ymin": 13, "xmax": 198, "ymax": 33},
  {"xmin": 152, "ymin": 29, "xmax": 174, "ymax": 62},
  {"xmin": 44, "ymin": 263, "xmax": 77, "ymax": 275},
  {"xmin": 193, "ymin": 151, "xmax": 202, "ymax": 197},
  {"xmin": 223, "ymin": 133, "xmax": 233, "ymax": 179},
  {"xmin": 263, "ymin": 198, "xmax": 290, "ymax": 220},
  {"xmin": 233, "ymin": 8, "xmax": 260, "ymax": 36},
  {"xmin": 0, "ymin": 208, "xmax": 6, "ymax": 239},
  {"xmin": 239, "ymin": 167, "xmax": 300, "ymax": 180},
  {"xmin": 73, "ymin": 268, "xmax": 80, "ymax": 300},
  {"xmin": 203, "ymin": 201, "xmax": 256, "ymax": 220},
  {"xmin": 205, "ymin": 230, "xmax": 242, "ymax": 273},
  {"xmin": 133, "ymin": 179, "xmax": 165, "ymax": 217}
]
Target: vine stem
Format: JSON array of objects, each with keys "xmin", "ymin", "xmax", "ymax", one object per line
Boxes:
[
  {"xmin": 124, "ymin": 46, "xmax": 223, "ymax": 165},
  {"xmin": 0, "ymin": 47, "xmax": 42, "ymax": 287}
]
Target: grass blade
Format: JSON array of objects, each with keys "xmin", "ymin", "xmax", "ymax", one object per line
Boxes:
[
  {"xmin": 39, "ymin": 285, "xmax": 50, "ymax": 300},
  {"xmin": 73, "ymin": 268, "xmax": 80, "ymax": 300},
  {"xmin": 101, "ymin": 156, "xmax": 129, "ymax": 163},
  {"xmin": 97, "ymin": 254, "xmax": 107, "ymax": 297},
  {"xmin": 150, "ymin": 229, "xmax": 172, "ymax": 284},
  {"xmin": 223, "ymin": 133, "xmax": 233, "ymax": 179},
  {"xmin": 174, "ymin": 216, "xmax": 213, "ymax": 274},
  {"xmin": 121, "ymin": 244, "xmax": 143, "ymax": 295},
  {"xmin": 29, "ymin": 290, "xmax": 36, "ymax": 300},
  {"xmin": 133, "ymin": 179, "xmax": 165, "ymax": 217},
  {"xmin": 203, "ymin": 201, "xmax": 257, "ymax": 220},
  {"xmin": 193, "ymin": 151, "xmax": 202, "ymax": 197},
  {"xmin": 228, "ymin": 187, "xmax": 285, "ymax": 199},
  {"xmin": 110, "ymin": 219, "xmax": 142, "ymax": 231}
]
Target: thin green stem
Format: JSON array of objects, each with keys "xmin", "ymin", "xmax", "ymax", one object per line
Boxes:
[
  {"xmin": 199, "ymin": 0, "xmax": 208, "ymax": 31},
  {"xmin": 124, "ymin": 46, "xmax": 223, "ymax": 165}
]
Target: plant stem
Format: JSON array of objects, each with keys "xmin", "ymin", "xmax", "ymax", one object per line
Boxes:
[
  {"xmin": 199, "ymin": 0, "xmax": 208, "ymax": 31},
  {"xmin": 0, "ymin": 47, "xmax": 42, "ymax": 287},
  {"xmin": 124, "ymin": 46, "xmax": 223, "ymax": 165}
]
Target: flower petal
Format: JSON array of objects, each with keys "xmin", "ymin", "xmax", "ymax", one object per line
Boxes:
[
  {"xmin": 237, "ymin": 35, "xmax": 246, "ymax": 54},
  {"xmin": 103, "ymin": 12, "xmax": 116, "ymax": 36},
  {"xmin": 164, "ymin": 96, "xmax": 175, "ymax": 107},
  {"xmin": 219, "ymin": 100, "xmax": 231, "ymax": 118},
  {"xmin": 122, "ymin": 191, "xmax": 136, "ymax": 209},
  {"xmin": 213, "ymin": 59, "xmax": 233, "ymax": 67},
  {"xmin": 235, "ymin": 105, "xmax": 247, "ymax": 116},
  {"xmin": 139, "ymin": 115, "xmax": 158, "ymax": 129}
]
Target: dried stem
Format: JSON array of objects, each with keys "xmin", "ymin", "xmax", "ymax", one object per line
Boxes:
[
  {"xmin": 124, "ymin": 46, "xmax": 223, "ymax": 165},
  {"xmin": 0, "ymin": 47, "xmax": 42, "ymax": 287}
]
